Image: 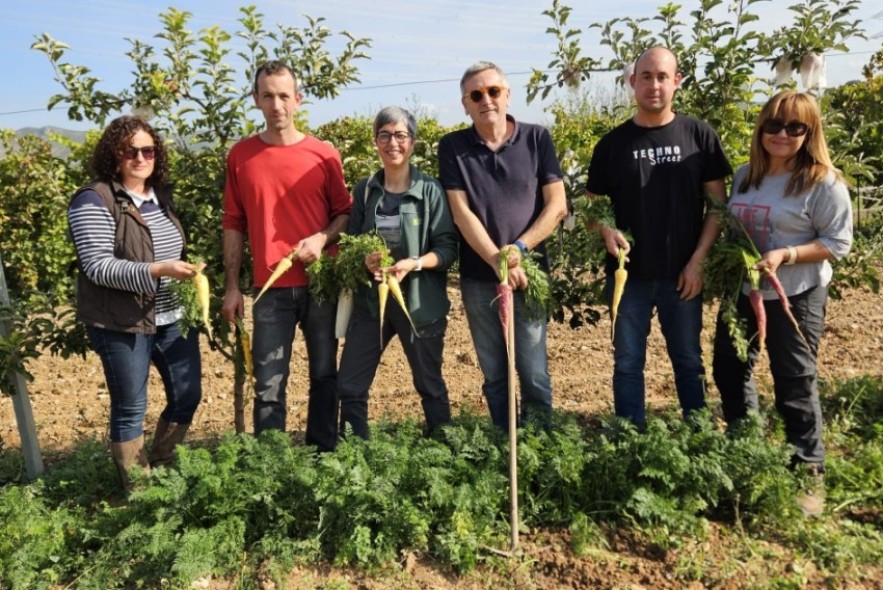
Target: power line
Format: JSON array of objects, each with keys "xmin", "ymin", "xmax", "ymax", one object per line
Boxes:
[
  {"xmin": 1, "ymin": 50, "xmax": 879, "ymax": 119},
  {"xmin": 0, "ymin": 108, "xmax": 50, "ymax": 118}
]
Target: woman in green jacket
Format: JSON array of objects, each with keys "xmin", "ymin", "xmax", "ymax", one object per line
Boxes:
[{"xmin": 338, "ymin": 106, "xmax": 458, "ymax": 439}]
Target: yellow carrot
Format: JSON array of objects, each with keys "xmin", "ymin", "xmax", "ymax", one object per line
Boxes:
[
  {"xmin": 610, "ymin": 247, "xmax": 627, "ymax": 342},
  {"xmin": 378, "ymin": 272, "xmax": 390, "ymax": 346},
  {"xmin": 236, "ymin": 318, "xmax": 253, "ymax": 381},
  {"xmin": 253, "ymin": 248, "xmax": 298, "ymax": 304},
  {"xmin": 386, "ymin": 274, "xmax": 417, "ymax": 333},
  {"xmin": 192, "ymin": 269, "xmax": 212, "ymax": 340}
]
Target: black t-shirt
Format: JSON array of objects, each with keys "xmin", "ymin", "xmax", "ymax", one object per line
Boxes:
[
  {"xmin": 585, "ymin": 115, "xmax": 732, "ymax": 280},
  {"xmin": 439, "ymin": 116, "xmax": 563, "ymax": 282},
  {"xmin": 375, "ymin": 191, "xmax": 404, "ymax": 259}
]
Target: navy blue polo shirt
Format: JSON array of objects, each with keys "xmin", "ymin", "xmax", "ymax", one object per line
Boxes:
[{"xmin": 438, "ymin": 115, "xmax": 563, "ymax": 282}]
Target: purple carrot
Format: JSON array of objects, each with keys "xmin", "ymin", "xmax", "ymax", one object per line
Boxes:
[{"xmin": 762, "ymin": 268, "xmax": 810, "ymax": 348}]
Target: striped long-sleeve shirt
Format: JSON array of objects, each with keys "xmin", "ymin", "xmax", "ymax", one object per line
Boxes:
[{"xmin": 68, "ymin": 188, "xmax": 184, "ymax": 325}]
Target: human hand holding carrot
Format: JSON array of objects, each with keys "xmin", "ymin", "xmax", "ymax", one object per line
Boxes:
[
  {"xmin": 296, "ymin": 232, "xmax": 328, "ymax": 265},
  {"xmin": 222, "ymin": 287, "xmax": 244, "ymax": 323},
  {"xmin": 498, "ymin": 248, "xmax": 527, "ymax": 290},
  {"xmin": 365, "ymin": 251, "xmax": 386, "ymax": 278},
  {"xmin": 380, "ymin": 258, "xmax": 418, "ymax": 283},
  {"xmin": 753, "ymin": 248, "xmax": 789, "ymax": 274},
  {"xmin": 150, "ymin": 259, "xmax": 200, "ymax": 280},
  {"xmin": 599, "ymin": 226, "xmax": 630, "ymax": 259}
]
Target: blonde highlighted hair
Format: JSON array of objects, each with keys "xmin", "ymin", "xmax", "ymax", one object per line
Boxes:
[{"xmin": 738, "ymin": 91, "xmax": 840, "ymax": 196}]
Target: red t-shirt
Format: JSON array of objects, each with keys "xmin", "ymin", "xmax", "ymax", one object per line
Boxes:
[{"xmin": 222, "ymin": 135, "xmax": 352, "ymax": 288}]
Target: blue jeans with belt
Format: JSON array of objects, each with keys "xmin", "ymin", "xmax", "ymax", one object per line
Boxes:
[
  {"xmin": 87, "ymin": 322, "xmax": 202, "ymax": 442},
  {"xmin": 609, "ymin": 275, "xmax": 706, "ymax": 427},
  {"xmin": 460, "ymin": 277, "xmax": 552, "ymax": 429},
  {"xmin": 251, "ymin": 287, "xmax": 338, "ymax": 451}
]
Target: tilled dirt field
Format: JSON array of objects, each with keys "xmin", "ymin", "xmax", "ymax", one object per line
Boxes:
[{"xmin": 2, "ymin": 282, "xmax": 882, "ymax": 588}]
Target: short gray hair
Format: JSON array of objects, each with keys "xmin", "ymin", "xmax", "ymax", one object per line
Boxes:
[
  {"xmin": 373, "ymin": 106, "xmax": 417, "ymax": 138},
  {"xmin": 459, "ymin": 61, "xmax": 508, "ymax": 94}
]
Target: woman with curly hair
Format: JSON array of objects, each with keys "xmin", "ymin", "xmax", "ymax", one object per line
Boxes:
[
  {"xmin": 68, "ymin": 115, "xmax": 202, "ymax": 490},
  {"xmin": 712, "ymin": 91, "xmax": 853, "ymax": 516}
]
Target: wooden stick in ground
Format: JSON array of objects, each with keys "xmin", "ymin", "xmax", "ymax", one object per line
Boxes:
[
  {"xmin": 506, "ymin": 290, "xmax": 519, "ymax": 552},
  {"xmin": 0, "ymin": 251, "xmax": 43, "ymax": 479}
]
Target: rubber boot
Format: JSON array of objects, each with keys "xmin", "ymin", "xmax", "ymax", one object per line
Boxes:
[
  {"xmin": 110, "ymin": 435, "xmax": 150, "ymax": 491},
  {"xmin": 150, "ymin": 418, "xmax": 190, "ymax": 468}
]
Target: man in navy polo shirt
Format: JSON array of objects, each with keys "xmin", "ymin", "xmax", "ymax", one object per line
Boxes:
[{"xmin": 438, "ymin": 61, "xmax": 567, "ymax": 429}]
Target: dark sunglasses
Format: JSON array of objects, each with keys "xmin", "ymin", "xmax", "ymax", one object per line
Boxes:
[
  {"xmin": 463, "ymin": 85, "xmax": 506, "ymax": 103},
  {"xmin": 760, "ymin": 119, "xmax": 809, "ymax": 137},
  {"xmin": 121, "ymin": 146, "xmax": 157, "ymax": 160}
]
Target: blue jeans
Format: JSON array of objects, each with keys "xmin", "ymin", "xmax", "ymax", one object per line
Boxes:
[
  {"xmin": 461, "ymin": 277, "xmax": 552, "ymax": 429},
  {"xmin": 87, "ymin": 323, "xmax": 202, "ymax": 442},
  {"xmin": 610, "ymin": 276, "xmax": 706, "ymax": 427},
  {"xmin": 251, "ymin": 287, "xmax": 338, "ymax": 450},
  {"xmin": 713, "ymin": 285, "xmax": 827, "ymax": 464}
]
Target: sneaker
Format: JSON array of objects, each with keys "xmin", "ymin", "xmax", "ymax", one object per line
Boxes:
[{"xmin": 796, "ymin": 464, "xmax": 825, "ymax": 517}]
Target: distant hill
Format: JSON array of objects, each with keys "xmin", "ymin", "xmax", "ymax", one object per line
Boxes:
[
  {"xmin": 8, "ymin": 126, "xmax": 89, "ymax": 158},
  {"xmin": 16, "ymin": 126, "xmax": 89, "ymax": 144}
]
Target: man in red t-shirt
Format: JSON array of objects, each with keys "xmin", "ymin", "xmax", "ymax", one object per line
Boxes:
[{"xmin": 222, "ymin": 60, "xmax": 352, "ymax": 450}]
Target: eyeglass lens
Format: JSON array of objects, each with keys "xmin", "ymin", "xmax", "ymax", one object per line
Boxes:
[
  {"xmin": 376, "ymin": 131, "xmax": 410, "ymax": 143},
  {"xmin": 467, "ymin": 86, "xmax": 504, "ymax": 103},
  {"xmin": 761, "ymin": 120, "xmax": 808, "ymax": 137},
  {"xmin": 123, "ymin": 146, "xmax": 157, "ymax": 160}
]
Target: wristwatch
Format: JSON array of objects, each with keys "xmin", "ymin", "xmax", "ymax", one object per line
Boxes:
[{"xmin": 410, "ymin": 255, "xmax": 423, "ymax": 271}]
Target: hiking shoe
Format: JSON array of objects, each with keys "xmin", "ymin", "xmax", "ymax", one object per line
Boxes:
[{"xmin": 796, "ymin": 464, "xmax": 825, "ymax": 517}]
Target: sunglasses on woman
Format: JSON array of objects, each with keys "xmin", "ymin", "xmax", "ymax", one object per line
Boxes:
[
  {"xmin": 760, "ymin": 119, "xmax": 809, "ymax": 137},
  {"xmin": 121, "ymin": 146, "xmax": 157, "ymax": 160},
  {"xmin": 463, "ymin": 85, "xmax": 506, "ymax": 103}
]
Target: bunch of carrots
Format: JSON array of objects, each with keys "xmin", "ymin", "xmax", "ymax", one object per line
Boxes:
[
  {"xmin": 377, "ymin": 268, "xmax": 418, "ymax": 342},
  {"xmin": 169, "ymin": 262, "xmax": 253, "ymax": 380},
  {"xmin": 168, "ymin": 261, "xmax": 212, "ymax": 340},
  {"xmin": 705, "ymin": 214, "xmax": 807, "ymax": 360},
  {"xmin": 576, "ymin": 193, "xmax": 630, "ymax": 342},
  {"xmin": 494, "ymin": 246, "xmax": 553, "ymax": 350},
  {"xmin": 496, "ymin": 247, "xmax": 515, "ymax": 353},
  {"xmin": 610, "ymin": 246, "xmax": 628, "ymax": 341}
]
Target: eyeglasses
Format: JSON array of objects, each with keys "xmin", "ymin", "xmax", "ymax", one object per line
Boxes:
[
  {"xmin": 121, "ymin": 146, "xmax": 157, "ymax": 160},
  {"xmin": 463, "ymin": 85, "xmax": 506, "ymax": 103},
  {"xmin": 760, "ymin": 119, "xmax": 809, "ymax": 137},
  {"xmin": 376, "ymin": 131, "xmax": 411, "ymax": 144}
]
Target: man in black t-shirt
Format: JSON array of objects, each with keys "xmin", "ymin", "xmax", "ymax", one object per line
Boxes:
[{"xmin": 585, "ymin": 46, "xmax": 732, "ymax": 427}]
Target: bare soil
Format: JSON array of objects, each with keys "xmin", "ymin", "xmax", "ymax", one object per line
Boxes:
[{"xmin": 3, "ymin": 281, "xmax": 882, "ymax": 589}]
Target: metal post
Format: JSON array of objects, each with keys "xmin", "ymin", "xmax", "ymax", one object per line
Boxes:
[{"xmin": 0, "ymin": 250, "xmax": 44, "ymax": 479}]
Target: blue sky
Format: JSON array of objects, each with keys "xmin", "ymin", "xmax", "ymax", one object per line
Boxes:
[{"xmin": 1, "ymin": 0, "xmax": 881, "ymax": 132}]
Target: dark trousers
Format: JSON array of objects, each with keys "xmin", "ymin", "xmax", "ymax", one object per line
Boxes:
[
  {"xmin": 338, "ymin": 304, "xmax": 451, "ymax": 439},
  {"xmin": 712, "ymin": 285, "xmax": 827, "ymax": 464},
  {"xmin": 251, "ymin": 287, "xmax": 338, "ymax": 451}
]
